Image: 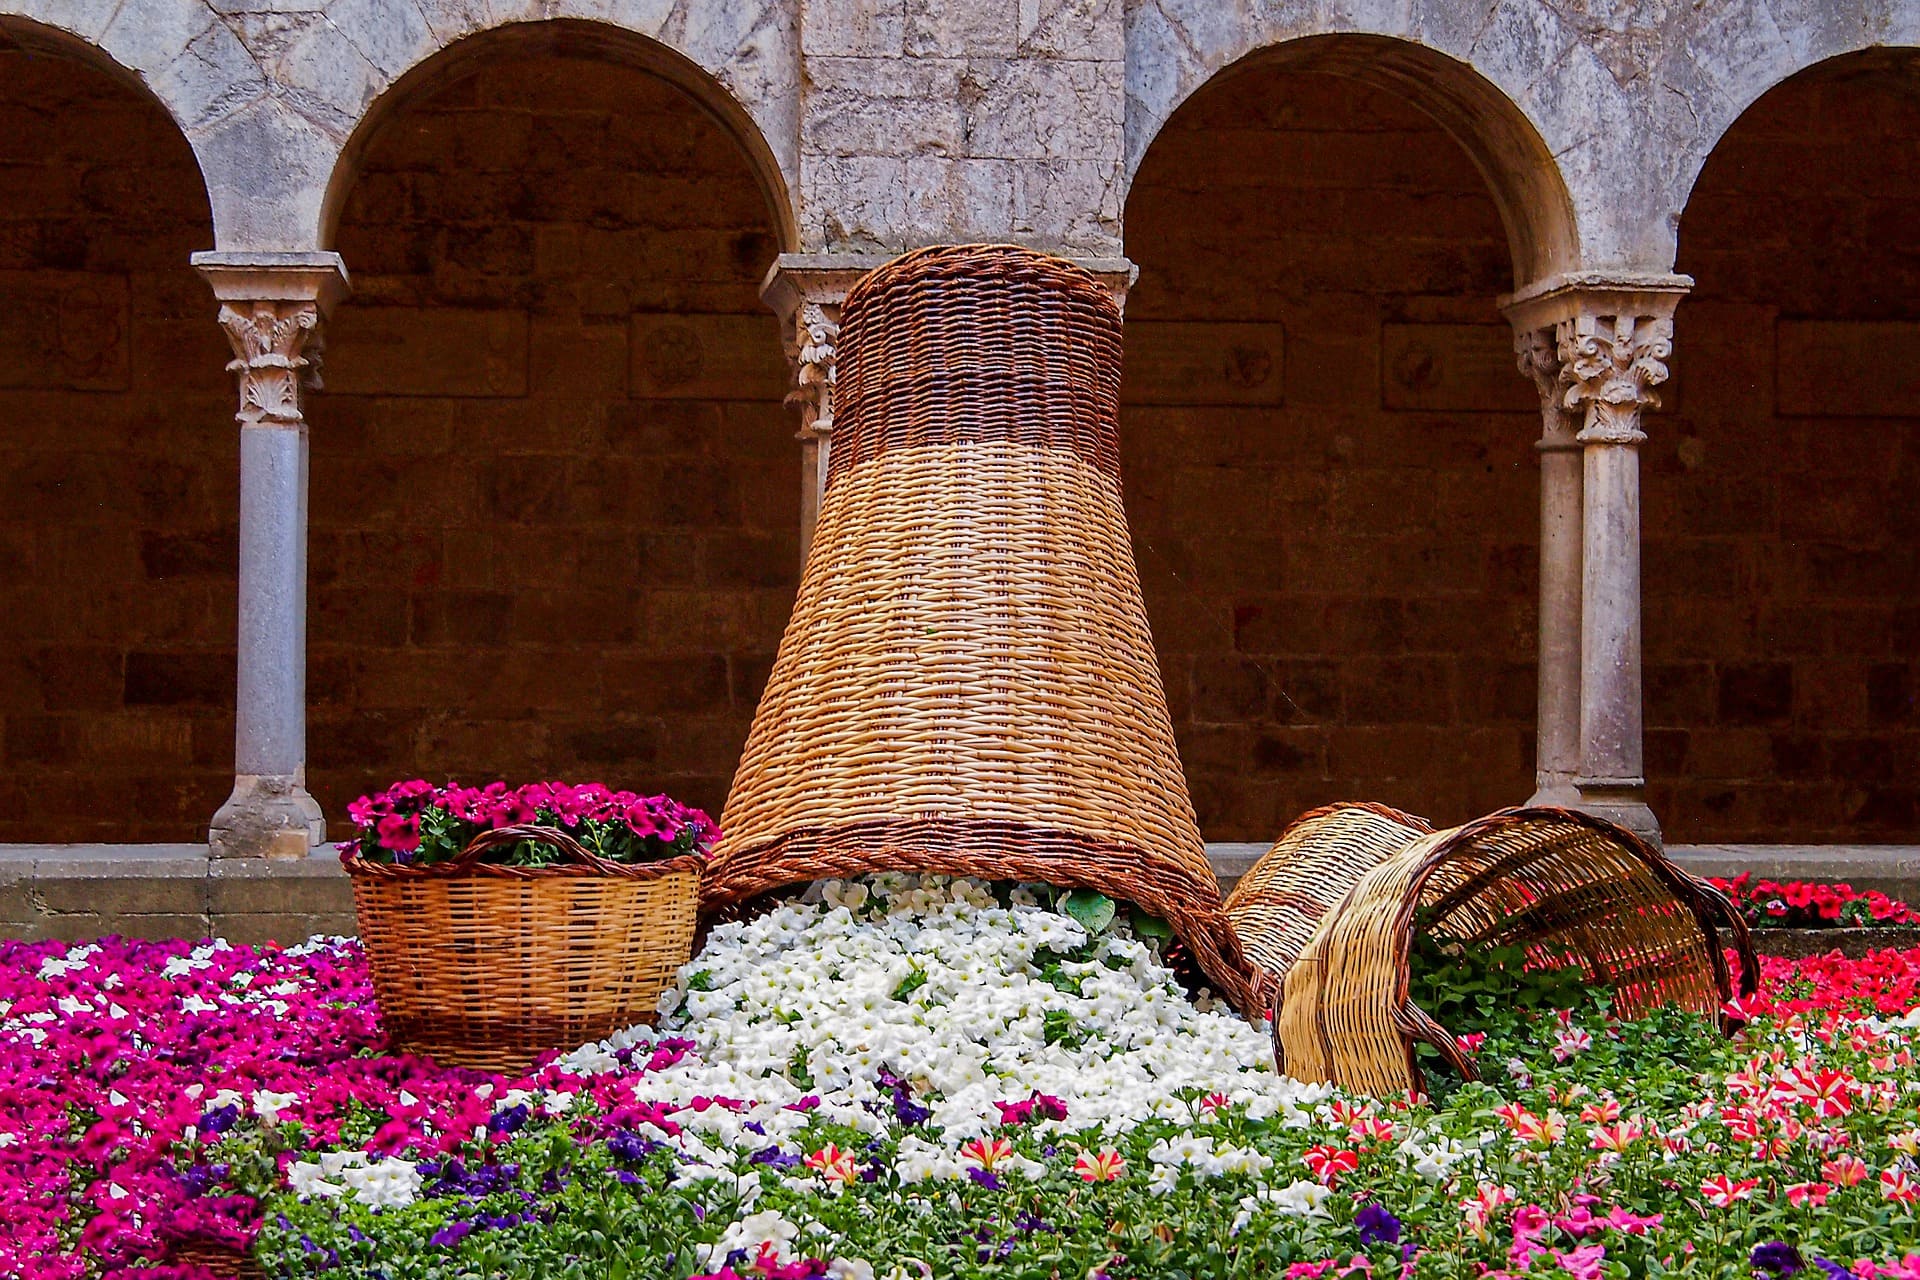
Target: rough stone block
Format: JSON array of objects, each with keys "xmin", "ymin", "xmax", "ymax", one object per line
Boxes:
[
  {"xmin": 1124, "ymin": 322, "xmax": 1284, "ymax": 406},
  {"xmin": 1717, "ymin": 662, "xmax": 1794, "ymax": 725},
  {"xmin": 214, "ymin": 912, "xmax": 359, "ymax": 945},
  {"xmin": 0, "ymin": 272, "xmax": 130, "ymax": 392},
  {"xmin": 123, "ymin": 652, "xmax": 233, "ymax": 708},
  {"xmin": 207, "ymin": 877, "xmax": 350, "ymax": 919},
  {"xmin": 629, "ymin": 314, "xmax": 787, "ymax": 401},
  {"xmin": 325, "ymin": 308, "xmax": 529, "ymax": 397},
  {"xmin": 1379, "ymin": 323, "xmax": 1536, "ymax": 413},
  {"xmin": 1777, "ymin": 320, "xmax": 1920, "ymax": 417},
  {"xmin": 33, "ymin": 855, "xmax": 206, "ymax": 915}
]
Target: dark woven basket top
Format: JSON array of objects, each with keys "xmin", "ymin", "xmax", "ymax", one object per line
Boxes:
[{"xmin": 826, "ymin": 244, "xmax": 1124, "ymax": 489}]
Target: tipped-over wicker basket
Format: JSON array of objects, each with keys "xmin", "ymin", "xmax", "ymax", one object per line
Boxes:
[
  {"xmin": 1232, "ymin": 804, "xmax": 1756, "ymax": 1097},
  {"xmin": 1224, "ymin": 802, "xmax": 1435, "ymax": 1013},
  {"xmin": 346, "ymin": 825, "xmax": 700, "ymax": 1072},
  {"xmin": 703, "ymin": 243, "xmax": 1254, "ymax": 1013}
]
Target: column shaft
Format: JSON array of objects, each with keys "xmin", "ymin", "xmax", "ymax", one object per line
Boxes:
[
  {"xmin": 1578, "ymin": 439, "xmax": 1644, "ymax": 791},
  {"xmin": 1516, "ymin": 328, "xmax": 1583, "ymax": 805}
]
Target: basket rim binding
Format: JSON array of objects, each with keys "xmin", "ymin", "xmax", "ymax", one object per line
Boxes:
[
  {"xmin": 341, "ymin": 822, "xmax": 707, "ymax": 882},
  {"xmin": 1360, "ymin": 804, "xmax": 1761, "ymax": 1094}
]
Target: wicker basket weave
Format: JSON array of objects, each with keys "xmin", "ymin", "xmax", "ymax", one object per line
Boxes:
[
  {"xmin": 1248, "ymin": 805, "xmax": 1757, "ymax": 1097},
  {"xmin": 703, "ymin": 243, "xmax": 1254, "ymax": 1013},
  {"xmin": 345, "ymin": 825, "xmax": 700, "ymax": 1072},
  {"xmin": 165, "ymin": 1239, "xmax": 262, "ymax": 1279},
  {"xmin": 1223, "ymin": 802, "xmax": 1434, "ymax": 1013}
]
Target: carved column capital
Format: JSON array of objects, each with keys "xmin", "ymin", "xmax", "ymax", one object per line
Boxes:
[
  {"xmin": 217, "ymin": 300, "xmax": 321, "ymax": 425},
  {"xmin": 1555, "ymin": 311, "xmax": 1672, "ymax": 446},
  {"xmin": 1500, "ymin": 272, "xmax": 1689, "ymax": 449},
  {"xmin": 193, "ymin": 251, "xmax": 350, "ymax": 430}
]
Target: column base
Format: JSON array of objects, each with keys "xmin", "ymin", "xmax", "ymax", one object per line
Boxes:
[
  {"xmin": 210, "ymin": 774, "xmax": 326, "ymax": 859},
  {"xmin": 1571, "ymin": 778, "xmax": 1663, "ymax": 850},
  {"xmin": 1526, "ymin": 774, "xmax": 1584, "ymax": 808}
]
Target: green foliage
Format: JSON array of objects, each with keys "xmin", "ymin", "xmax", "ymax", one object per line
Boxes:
[{"xmin": 1060, "ymin": 890, "xmax": 1118, "ymax": 935}]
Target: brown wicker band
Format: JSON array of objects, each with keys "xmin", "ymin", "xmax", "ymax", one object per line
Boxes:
[
  {"xmin": 826, "ymin": 244, "xmax": 1124, "ymax": 490},
  {"xmin": 702, "ymin": 816, "xmax": 1255, "ymax": 1013},
  {"xmin": 342, "ymin": 823, "xmax": 707, "ymax": 881}
]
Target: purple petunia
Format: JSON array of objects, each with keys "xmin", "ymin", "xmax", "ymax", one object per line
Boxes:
[{"xmin": 1356, "ymin": 1202, "xmax": 1403, "ymax": 1247}]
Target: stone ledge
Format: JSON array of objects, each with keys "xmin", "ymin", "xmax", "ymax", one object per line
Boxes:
[
  {"xmin": 0, "ymin": 843, "xmax": 349, "ymax": 943},
  {"xmin": 0, "ymin": 842, "xmax": 1915, "ymax": 944}
]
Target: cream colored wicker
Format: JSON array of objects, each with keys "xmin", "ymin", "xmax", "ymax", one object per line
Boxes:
[
  {"xmin": 1265, "ymin": 805, "xmax": 1758, "ymax": 1097},
  {"xmin": 1223, "ymin": 802, "xmax": 1434, "ymax": 1013},
  {"xmin": 702, "ymin": 243, "xmax": 1254, "ymax": 1013}
]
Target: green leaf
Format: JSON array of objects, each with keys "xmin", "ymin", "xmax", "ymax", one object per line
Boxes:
[
  {"xmin": 1061, "ymin": 890, "xmax": 1117, "ymax": 934},
  {"xmin": 1129, "ymin": 908, "xmax": 1175, "ymax": 941}
]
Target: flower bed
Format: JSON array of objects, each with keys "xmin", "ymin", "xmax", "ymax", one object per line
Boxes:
[
  {"xmin": 9, "ymin": 876, "xmax": 1920, "ymax": 1279},
  {"xmin": 1713, "ymin": 874, "xmax": 1916, "ymax": 930}
]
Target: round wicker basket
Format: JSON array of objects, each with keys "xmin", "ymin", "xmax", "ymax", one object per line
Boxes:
[
  {"xmin": 344, "ymin": 825, "xmax": 700, "ymax": 1072},
  {"xmin": 1223, "ymin": 802, "xmax": 1434, "ymax": 1013},
  {"xmin": 703, "ymin": 243, "xmax": 1254, "ymax": 1013},
  {"xmin": 1255, "ymin": 805, "xmax": 1758, "ymax": 1097}
]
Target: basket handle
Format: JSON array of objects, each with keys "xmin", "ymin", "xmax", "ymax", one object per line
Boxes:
[{"xmin": 451, "ymin": 823, "xmax": 632, "ymax": 875}]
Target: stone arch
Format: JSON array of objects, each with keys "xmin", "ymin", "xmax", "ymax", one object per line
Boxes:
[
  {"xmin": 1126, "ymin": 27, "xmax": 1580, "ymax": 283},
  {"xmin": 1646, "ymin": 48, "xmax": 1920, "ymax": 842},
  {"xmin": 1122, "ymin": 45, "xmax": 1542, "ymax": 839},
  {"xmin": 305, "ymin": 25, "xmax": 798, "ymax": 833},
  {"xmin": 316, "ymin": 13, "xmax": 798, "ymax": 255},
  {"xmin": 1662, "ymin": 18, "xmax": 1920, "ymax": 268},
  {"xmin": 0, "ymin": 16, "xmax": 233, "ymax": 841}
]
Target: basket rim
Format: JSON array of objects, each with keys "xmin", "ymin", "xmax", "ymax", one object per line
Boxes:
[
  {"xmin": 1380, "ymin": 803, "xmax": 1761, "ymax": 1093},
  {"xmin": 342, "ymin": 848, "xmax": 706, "ymax": 882}
]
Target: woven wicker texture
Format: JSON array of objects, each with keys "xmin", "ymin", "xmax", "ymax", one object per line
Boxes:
[
  {"xmin": 1223, "ymin": 802, "xmax": 1434, "ymax": 1013},
  {"xmin": 705, "ymin": 244, "xmax": 1253, "ymax": 1013},
  {"xmin": 165, "ymin": 1240, "xmax": 261, "ymax": 1279},
  {"xmin": 1268, "ymin": 805, "xmax": 1758, "ymax": 1098},
  {"xmin": 346, "ymin": 825, "xmax": 700, "ymax": 1072}
]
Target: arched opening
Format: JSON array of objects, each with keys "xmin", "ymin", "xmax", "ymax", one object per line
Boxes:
[
  {"xmin": 310, "ymin": 27, "xmax": 796, "ymax": 834},
  {"xmin": 0, "ymin": 21, "xmax": 229, "ymax": 842},
  {"xmin": 1124, "ymin": 41, "xmax": 1558, "ymax": 839},
  {"xmin": 1656, "ymin": 50, "xmax": 1920, "ymax": 842}
]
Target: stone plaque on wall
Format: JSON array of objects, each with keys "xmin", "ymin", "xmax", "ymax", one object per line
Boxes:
[
  {"xmin": 324, "ymin": 309, "xmax": 529, "ymax": 397},
  {"xmin": 0, "ymin": 272, "xmax": 129, "ymax": 392},
  {"xmin": 1380, "ymin": 322, "xmax": 1535, "ymax": 412},
  {"xmin": 1123, "ymin": 321, "xmax": 1285, "ymax": 406},
  {"xmin": 1777, "ymin": 320, "xmax": 1920, "ymax": 417},
  {"xmin": 629, "ymin": 314, "xmax": 787, "ymax": 401}
]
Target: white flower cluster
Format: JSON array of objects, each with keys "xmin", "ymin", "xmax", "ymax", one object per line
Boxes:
[
  {"xmin": 603, "ymin": 875, "xmax": 1329, "ymax": 1140},
  {"xmin": 286, "ymin": 1151, "xmax": 424, "ymax": 1208}
]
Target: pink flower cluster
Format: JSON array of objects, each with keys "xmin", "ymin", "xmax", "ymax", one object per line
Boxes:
[
  {"xmin": 344, "ymin": 779, "xmax": 719, "ymax": 865},
  {"xmin": 0, "ymin": 935, "xmax": 690, "ymax": 1280}
]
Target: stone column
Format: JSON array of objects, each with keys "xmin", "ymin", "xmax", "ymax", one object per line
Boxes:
[
  {"xmin": 762, "ymin": 253, "xmax": 1138, "ymax": 561},
  {"xmin": 1511, "ymin": 325, "xmax": 1583, "ymax": 807},
  {"xmin": 192, "ymin": 252, "xmax": 350, "ymax": 858},
  {"xmin": 1502, "ymin": 273, "xmax": 1688, "ymax": 846}
]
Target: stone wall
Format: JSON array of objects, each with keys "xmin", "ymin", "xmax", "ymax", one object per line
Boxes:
[
  {"xmin": 1123, "ymin": 67, "xmax": 1534, "ymax": 840},
  {"xmin": 0, "ymin": 43, "xmax": 236, "ymax": 842},
  {"xmin": 1650, "ymin": 57, "xmax": 1920, "ymax": 843},
  {"xmin": 308, "ymin": 53, "xmax": 795, "ymax": 835}
]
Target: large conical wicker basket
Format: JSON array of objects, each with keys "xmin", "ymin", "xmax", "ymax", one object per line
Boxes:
[
  {"xmin": 1235, "ymin": 805, "xmax": 1757, "ymax": 1097},
  {"xmin": 703, "ymin": 244, "xmax": 1253, "ymax": 1013}
]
